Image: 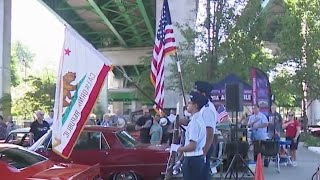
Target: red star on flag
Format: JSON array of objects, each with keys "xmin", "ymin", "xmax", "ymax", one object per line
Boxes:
[{"xmin": 64, "ymin": 48, "xmax": 71, "ymax": 56}]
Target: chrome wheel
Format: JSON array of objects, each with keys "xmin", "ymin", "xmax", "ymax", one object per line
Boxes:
[{"xmin": 114, "ymin": 172, "xmax": 138, "ymax": 180}]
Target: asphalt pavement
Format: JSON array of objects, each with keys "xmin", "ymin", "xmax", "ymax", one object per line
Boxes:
[
  {"xmin": 264, "ymin": 143, "xmax": 320, "ymax": 180},
  {"xmin": 209, "ymin": 143, "xmax": 319, "ymax": 180}
]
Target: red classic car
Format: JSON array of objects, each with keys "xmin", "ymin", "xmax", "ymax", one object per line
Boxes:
[
  {"xmin": 30, "ymin": 126, "xmax": 170, "ymax": 180},
  {"xmin": 0, "ymin": 143, "xmax": 101, "ymax": 180}
]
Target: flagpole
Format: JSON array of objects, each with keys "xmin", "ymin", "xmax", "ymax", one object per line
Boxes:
[
  {"xmin": 174, "ymin": 52, "xmax": 188, "ymax": 107},
  {"xmin": 113, "ymin": 66, "xmax": 168, "ymax": 115},
  {"xmin": 163, "ymin": 52, "xmax": 188, "ymax": 180}
]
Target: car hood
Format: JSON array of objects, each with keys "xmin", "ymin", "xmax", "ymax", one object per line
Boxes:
[{"xmin": 28, "ymin": 163, "xmax": 100, "ymax": 180}]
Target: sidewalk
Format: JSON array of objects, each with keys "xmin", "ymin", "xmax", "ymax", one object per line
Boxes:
[{"xmin": 264, "ymin": 143, "xmax": 320, "ymax": 180}]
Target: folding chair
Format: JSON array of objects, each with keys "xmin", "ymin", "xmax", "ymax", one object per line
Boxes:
[{"xmin": 260, "ymin": 140, "xmax": 280, "ymax": 173}]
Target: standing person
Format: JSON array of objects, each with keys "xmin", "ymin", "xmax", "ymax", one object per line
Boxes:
[
  {"xmin": 248, "ymin": 105, "xmax": 269, "ymax": 141},
  {"xmin": 45, "ymin": 110, "xmax": 54, "ymax": 126},
  {"xmin": 111, "ymin": 109, "xmax": 127, "ymax": 128},
  {"xmin": 167, "ymin": 109, "xmax": 176, "ymax": 144},
  {"xmin": 135, "ymin": 106, "xmax": 153, "ymax": 144},
  {"xmin": 6, "ymin": 116, "xmax": 16, "ymax": 136},
  {"xmin": 0, "ymin": 115, "xmax": 7, "ymax": 140},
  {"xmin": 282, "ymin": 111, "xmax": 300, "ymax": 166},
  {"xmin": 86, "ymin": 114, "xmax": 96, "ymax": 125},
  {"xmin": 248, "ymin": 104, "xmax": 269, "ymax": 161},
  {"xmin": 194, "ymin": 81, "xmax": 217, "ymax": 180},
  {"xmin": 29, "ymin": 110, "xmax": 50, "ymax": 145},
  {"xmin": 101, "ymin": 113, "xmax": 112, "ymax": 127},
  {"xmin": 177, "ymin": 91, "xmax": 207, "ymax": 180},
  {"xmin": 268, "ymin": 104, "xmax": 283, "ymax": 139},
  {"xmin": 150, "ymin": 114, "xmax": 163, "ymax": 145}
]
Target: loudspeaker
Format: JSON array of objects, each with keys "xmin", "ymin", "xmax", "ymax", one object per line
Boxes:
[{"xmin": 225, "ymin": 83, "xmax": 243, "ymax": 112}]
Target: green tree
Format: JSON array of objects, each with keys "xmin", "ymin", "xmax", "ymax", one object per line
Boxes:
[
  {"xmin": 10, "ymin": 41, "xmax": 35, "ymax": 86},
  {"xmin": 271, "ymin": 69, "xmax": 301, "ymax": 107},
  {"xmin": 272, "ymin": 0, "xmax": 320, "ymax": 131},
  {"xmin": 166, "ymin": 1, "xmax": 278, "ymax": 92},
  {"xmin": 10, "ymin": 56, "xmax": 19, "ymax": 87},
  {"xmin": 0, "ymin": 93, "xmax": 12, "ymax": 118},
  {"xmin": 12, "ymin": 72, "xmax": 55, "ymax": 118},
  {"xmin": 276, "ymin": 0, "xmax": 320, "ymax": 99}
]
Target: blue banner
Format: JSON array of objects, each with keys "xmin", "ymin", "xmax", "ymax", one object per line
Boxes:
[{"xmin": 250, "ymin": 68, "xmax": 271, "ymax": 116}]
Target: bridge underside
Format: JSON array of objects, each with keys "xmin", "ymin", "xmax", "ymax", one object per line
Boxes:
[
  {"xmin": 41, "ymin": 0, "xmax": 156, "ymax": 81},
  {"xmin": 41, "ymin": 0, "xmax": 155, "ymax": 49}
]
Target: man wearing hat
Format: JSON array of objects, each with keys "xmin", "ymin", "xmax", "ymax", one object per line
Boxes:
[
  {"xmin": 177, "ymin": 91, "xmax": 207, "ymax": 180},
  {"xmin": 195, "ymin": 81, "xmax": 218, "ymax": 180}
]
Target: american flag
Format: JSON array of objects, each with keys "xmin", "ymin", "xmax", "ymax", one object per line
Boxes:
[
  {"xmin": 217, "ymin": 105, "xmax": 228, "ymax": 123},
  {"xmin": 150, "ymin": 0, "xmax": 176, "ymax": 109}
]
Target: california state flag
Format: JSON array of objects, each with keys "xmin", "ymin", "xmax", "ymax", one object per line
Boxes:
[{"xmin": 52, "ymin": 26, "xmax": 112, "ymax": 159}]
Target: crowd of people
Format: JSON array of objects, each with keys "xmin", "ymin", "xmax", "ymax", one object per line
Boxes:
[
  {"xmin": 133, "ymin": 83, "xmax": 302, "ymax": 179},
  {"xmin": 241, "ymin": 104, "xmax": 301, "ymax": 166},
  {"xmin": 134, "ymin": 81, "xmax": 217, "ymax": 180},
  {"xmin": 0, "ymin": 81, "xmax": 302, "ymax": 179}
]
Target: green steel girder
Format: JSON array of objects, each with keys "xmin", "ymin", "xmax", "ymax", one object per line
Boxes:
[
  {"xmin": 88, "ymin": 0, "xmax": 127, "ymax": 47},
  {"xmin": 41, "ymin": 0, "xmax": 155, "ymax": 48},
  {"xmin": 70, "ymin": 19, "xmax": 103, "ymax": 25},
  {"xmin": 119, "ymin": 19, "xmax": 145, "ymax": 34},
  {"xmin": 112, "ymin": 21, "xmax": 128, "ymax": 27},
  {"xmin": 42, "ymin": 0, "xmax": 102, "ymax": 48},
  {"xmin": 114, "ymin": 0, "xmax": 141, "ymax": 44},
  {"xmin": 100, "ymin": 1, "xmax": 115, "ymax": 9},
  {"xmin": 134, "ymin": 65, "xmax": 140, "ymax": 76},
  {"xmin": 110, "ymin": 7, "xmax": 142, "ymax": 24},
  {"xmin": 55, "ymin": 5, "xmax": 91, "ymax": 11},
  {"xmin": 136, "ymin": 0, "xmax": 154, "ymax": 39}
]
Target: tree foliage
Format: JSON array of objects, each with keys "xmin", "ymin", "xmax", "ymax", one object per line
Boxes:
[
  {"xmin": 275, "ymin": 0, "xmax": 320, "ymax": 101},
  {"xmin": 0, "ymin": 93, "xmax": 12, "ymax": 118},
  {"xmin": 10, "ymin": 41, "xmax": 35, "ymax": 87},
  {"xmin": 131, "ymin": 0, "xmax": 319, "ymax": 113},
  {"xmin": 166, "ymin": 0, "xmax": 277, "ymax": 93},
  {"xmin": 11, "ymin": 72, "xmax": 55, "ymax": 118}
]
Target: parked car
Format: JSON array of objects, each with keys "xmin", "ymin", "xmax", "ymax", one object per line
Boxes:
[
  {"xmin": 0, "ymin": 128, "xmax": 30, "ymax": 147},
  {"xmin": 0, "ymin": 143, "xmax": 101, "ymax": 180},
  {"xmin": 30, "ymin": 125, "xmax": 170, "ymax": 180},
  {"xmin": 308, "ymin": 125, "xmax": 320, "ymax": 137}
]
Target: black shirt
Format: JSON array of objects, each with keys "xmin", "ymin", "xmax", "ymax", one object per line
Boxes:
[
  {"xmin": 136, "ymin": 115, "xmax": 153, "ymax": 143},
  {"xmin": 30, "ymin": 120, "xmax": 50, "ymax": 142}
]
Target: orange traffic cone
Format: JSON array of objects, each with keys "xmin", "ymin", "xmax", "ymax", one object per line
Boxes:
[{"xmin": 254, "ymin": 153, "xmax": 265, "ymax": 180}]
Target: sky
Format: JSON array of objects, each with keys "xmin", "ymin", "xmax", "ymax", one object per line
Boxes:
[{"xmin": 11, "ymin": 0, "xmax": 64, "ymax": 74}]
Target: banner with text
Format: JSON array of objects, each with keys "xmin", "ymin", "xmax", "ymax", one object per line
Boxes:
[{"xmin": 250, "ymin": 67, "xmax": 271, "ymax": 116}]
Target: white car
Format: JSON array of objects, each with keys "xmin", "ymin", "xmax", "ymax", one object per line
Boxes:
[
  {"xmin": 1, "ymin": 127, "xmax": 52, "ymax": 150},
  {"xmin": 1, "ymin": 128, "xmax": 30, "ymax": 147}
]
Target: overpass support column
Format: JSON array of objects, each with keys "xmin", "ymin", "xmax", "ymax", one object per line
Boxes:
[
  {"xmin": 156, "ymin": 0, "xmax": 198, "ymax": 109},
  {"xmin": 0, "ymin": 0, "xmax": 11, "ymax": 117}
]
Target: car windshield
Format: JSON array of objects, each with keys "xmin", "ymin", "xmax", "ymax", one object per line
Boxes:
[
  {"xmin": 0, "ymin": 147, "xmax": 46, "ymax": 169},
  {"xmin": 116, "ymin": 131, "xmax": 139, "ymax": 148}
]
